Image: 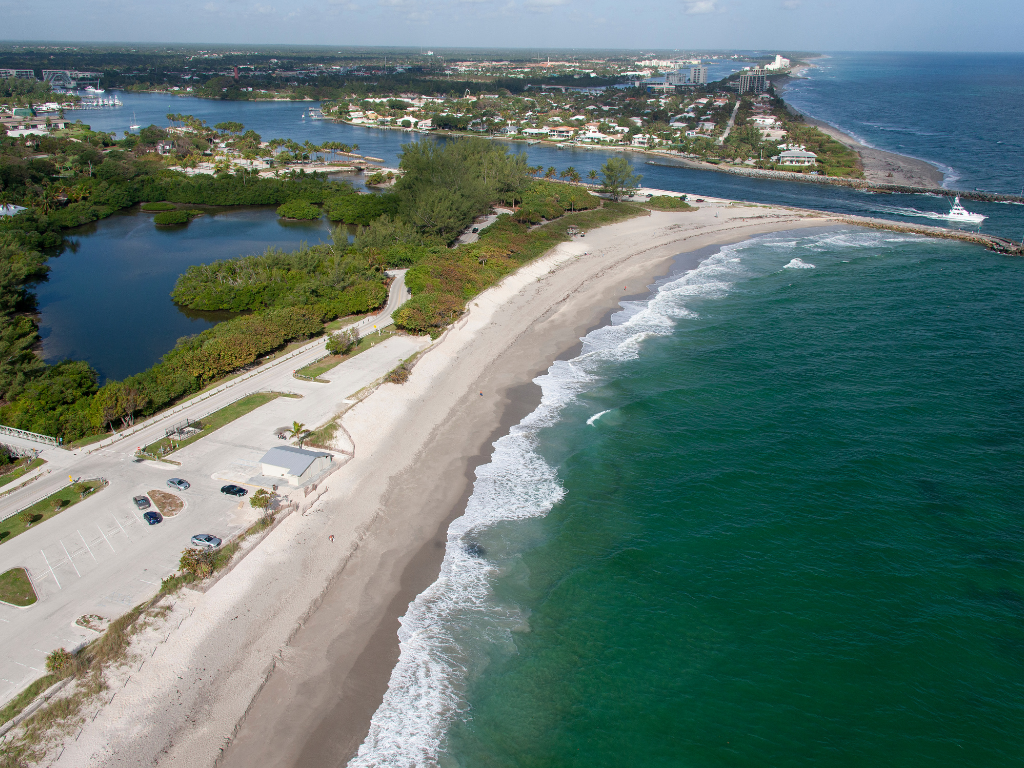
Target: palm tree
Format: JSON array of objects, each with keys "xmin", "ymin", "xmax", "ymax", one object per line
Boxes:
[
  {"xmin": 288, "ymin": 421, "xmax": 309, "ymax": 447},
  {"xmin": 588, "ymin": 169, "xmax": 598, "ymax": 182}
]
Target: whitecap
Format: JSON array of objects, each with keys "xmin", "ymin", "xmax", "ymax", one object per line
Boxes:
[
  {"xmin": 586, "ymin": 410, "xmax": 610, "ymax": 426},
  {"xmin": 784, "ymin": 258, "xmax": 815, "ymax": 269}
]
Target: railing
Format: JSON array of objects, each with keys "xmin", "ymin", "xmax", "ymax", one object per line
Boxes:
[
  {"xmin": 0, "ymin": 476, "xmax": 107, "ymax": 524},
  {"xmin": 0, "ymin": 424, "xmax": 59, "ymax": 447}
]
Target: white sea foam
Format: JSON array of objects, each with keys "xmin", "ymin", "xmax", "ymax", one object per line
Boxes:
[
  {"xmin": 586, "ymin": 410, "xmax": 610, "ymax": 426},
  {"xmin": 347, "ymin": 229, "xmax": 906, "ymax": 767},
  {"xmin": 784, "ymin": 258, "xmax": 815, "ymax": 269}
]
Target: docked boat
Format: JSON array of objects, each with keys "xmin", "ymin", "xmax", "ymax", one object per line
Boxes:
[{"xmin": 941, "ymin": 196, "xmax": 986, "ymax": 224}]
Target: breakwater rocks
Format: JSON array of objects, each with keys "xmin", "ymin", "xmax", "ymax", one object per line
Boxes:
[
  {"xmin": 828, "ymin": 214, "xmax": 1023, "ymax": 256},
  {"xmin": 645, "ymin": 157, "xmax": 1024, "ymax": 205}
]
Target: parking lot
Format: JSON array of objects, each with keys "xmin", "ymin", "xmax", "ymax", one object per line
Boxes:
[{"xmin": 0, "ymin": 331, "xmax": 430, "ymax": 706}]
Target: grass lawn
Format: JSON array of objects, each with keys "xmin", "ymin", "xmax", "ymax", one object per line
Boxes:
[
  {"xmin": 0, "ymin": 567, "xmax": 37, "ymax": 606},
  {"xmin": 0, "ymin": 480, "xmax": 106, "ymax": 547},
  {"xmin": 142, "ymin": 391, "xmax": 293, "ymax": 457},
  {"xmin": 0, "ymin": 457, "xmax": 45, "ymax": 490},
  {"xmin": 66, "ymin": 433, "xmax": 108, "ymax": 450},
  {"xmin": 295, "ymin": 325, "xmax": 397, "ymax": 381}
]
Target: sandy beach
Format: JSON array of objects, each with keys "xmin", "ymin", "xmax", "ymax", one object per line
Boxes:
[{"xmin": 49, "ymin": 203, "xmax": 840, "ymax": 768}]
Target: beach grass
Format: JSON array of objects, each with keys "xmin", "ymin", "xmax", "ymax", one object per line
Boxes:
[
  {"xmin": 0, "ymin": 480, "xmax": 106, "ymax": 548},
  {"xmin": 0, "ymin": 673, "xmax": 59, "ymax": 728},
  {"xmin": 0, "ymin": 567, "xmax": 37, "ymax": 606},
  {"xmin": 142, "ymin": 391, "xmax": 293, "ymax": 457},
  {"xmin": 0, "ymin": 457, "xmax": 45, "ymax": 489}
]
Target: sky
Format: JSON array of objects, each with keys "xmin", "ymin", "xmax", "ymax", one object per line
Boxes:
[{"xmin": 2, "ymin": 0, "xmax": 1022, "ymax": 52}]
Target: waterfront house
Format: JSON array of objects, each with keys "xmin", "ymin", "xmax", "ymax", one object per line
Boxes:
[{"xmin": 776, "ymin": 149, "xmax": 818, "ymax": 166}]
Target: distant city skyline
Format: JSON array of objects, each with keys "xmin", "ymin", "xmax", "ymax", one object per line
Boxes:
[{"xmin": 1, "ymin": 0, "xmax": 1021, "ymax": 52}]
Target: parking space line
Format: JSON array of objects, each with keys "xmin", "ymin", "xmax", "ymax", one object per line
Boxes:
[
  {"xmin": 40, "ymin": 549, "xmax": 60, "ymax": 589},
  {"xmin": 97, "ymin": 524, "xmax": 115, "ymax": 553},
  {"xmin": 79, "ymin": 530, "xmax": 97, "ymax": 562},
  {"xmin": 140, "ymin": 579, "xmax": 158, "ymax": 586},
  {"xmin": 112, "ymin": 515, "xmax": 132, "ymax": 543},
  {"xmin": 60, "ymin": 541, "xmax": 81, "ymax": 578}
]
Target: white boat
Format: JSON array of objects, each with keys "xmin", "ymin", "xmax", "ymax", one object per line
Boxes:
[
  {"xmin": 941, "ymin": 196, "xmax": 986, "ymax": 224},
  {"xmin": 84, "ymin": 86, "xmax": 105, "ymax": 94},
  {"xmin": 129, "ymin": 112, "xmax": 140, "ymax": 131}
]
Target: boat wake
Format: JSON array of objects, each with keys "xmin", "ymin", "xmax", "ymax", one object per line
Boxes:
[{"xmin": 586, "ymin": 410, "xmax": 610, "ymax": 425}]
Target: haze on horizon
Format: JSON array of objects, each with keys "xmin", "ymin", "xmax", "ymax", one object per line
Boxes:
[{"xmin": 1, "ymin": 0, "xmax": 1021, "ymax": 53}]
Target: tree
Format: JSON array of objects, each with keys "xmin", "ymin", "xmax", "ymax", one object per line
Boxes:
[
  {"xmin": 588, "ymin": 169, "xmax": 598, "ymax": 181},
  {"xmin": 288, "ymin": 421, "xmax": 309, "ymax": 447},
  {"xmin": 544, "ymin": 166, "xmax": 557, "ymax": 179},
  {"xmin": 326, "ymin": 328, "xmax": 358, "ymax": 356},
  {"xmin": 599, "ymin": 157, "xmax": 642, "ymax": 201},
  {"xmin": 250, "ymin": 488, "xmax": 274, "ymax": 514}
]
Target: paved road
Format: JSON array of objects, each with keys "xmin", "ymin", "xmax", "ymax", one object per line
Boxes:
[
  {"xmin": 0, "ymin": 273, "xmax": 421, "ymax": 706},
  {"xmin": 718, "ymin": 99, "xmax": 742, "ymax": 146}
]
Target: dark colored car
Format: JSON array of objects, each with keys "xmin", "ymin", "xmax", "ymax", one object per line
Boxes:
[
  {"xmin": 220, "ymin": 484, "xmax": 248, "ymax": 497},
  {"xmin": 191, "ymin": 534, "xmax": 222, "ymax": 549},
  {"xmin": 167, "ymin": 478, "xmax": 190, "ymax": 490},
  {"xmin": 133, "ymin": 495, "xmax": 151, "ymax": 511},
  {"xmin": 143, "ymin": 511, "xmax": 162, "ymax": 525}
]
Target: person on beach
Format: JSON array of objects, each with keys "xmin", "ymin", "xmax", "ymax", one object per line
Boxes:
[{"xmin": 329, "ymin": 535, "xmax": 334, "ymax": 543}]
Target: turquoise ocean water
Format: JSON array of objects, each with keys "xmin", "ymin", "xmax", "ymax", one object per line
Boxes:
[{"xmin": 350, "ymin": 229, "xmax": 1024, "ymax": 767}]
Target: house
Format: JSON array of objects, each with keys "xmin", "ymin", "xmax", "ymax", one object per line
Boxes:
[
  {"xmin": 259, "ymin": 446, "xmax": 334, "ymax": 486},
  {"xmin": 415, "ymin": 118, "xmax": 433, "ymax": 130},
  {"xmin": 752, "ymin": 115, "xmax": 778, "ymax": 127},
  {"xmin": 698, "ymin": 121, "xmax": 717, "ymax": 133},
  {"xmin": 631, "ymin": 134, "xmax": 657, "ymax": 147},
  {"xmin": 521, "ymin": 127, "xmax": 549, "ymax": 137},
  {"xmin": 776, "ymin": 149, "xmax": 818, "ymax": 166},
  {"xmin": 0, "ymin": 204, "xmax": 28, "ymax": 217},
  {"xmin": 548, "ymin": 126, "xmax": 575, "ymax": 140},
  {"xmin": 499, "ymin": 124, "xmax": 518, "ymax": 135}
]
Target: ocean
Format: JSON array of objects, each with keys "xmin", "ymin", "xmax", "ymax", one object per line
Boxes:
[
  {"xmin": 782, "ymin": 52, "xmax": 1024, "ymax": 195},
  {"xmin": 351, "ymin": 228, "xmax": 1024, "ymax": 767}
]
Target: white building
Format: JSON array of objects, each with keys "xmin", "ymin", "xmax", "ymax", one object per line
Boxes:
[
  {"xmin": 259, "ymin": 446, "xmax": 334, "ymax": 486},
  {"xmin": 776, "ymin": 149, "xmax": 817, "ymax": 166},
  {"xmin": 764, "ymin": 55, "xmax": 791, "ymax": 72}
]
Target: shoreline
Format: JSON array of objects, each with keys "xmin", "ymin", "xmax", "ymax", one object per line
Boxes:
[
  {"xmin": 43, "ymin": 202, "xmax": 1017, "ymax": 768},
  {"xmin": 772, "ymin": 62, "xmax": 946, "ymax": 189}
]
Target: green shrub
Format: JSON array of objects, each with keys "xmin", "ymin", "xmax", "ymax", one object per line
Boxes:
[
  {"xmin": 276, "ymin": 199, "xmax": 321, "ymax": 220},
  {"xmin": 141, "ymin": 201, "xmax": 176, "ymax": 212},
  {"xmin": 153, "ymin": 209, "xmax": 201, "ymax": 226},
  {"xmin": 646, "ymin": 195, "xmax": 696, "ymax": 211}
]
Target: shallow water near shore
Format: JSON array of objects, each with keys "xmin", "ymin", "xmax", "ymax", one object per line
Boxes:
[{"xmin": 352, "ymin": 229, "xmax": 1024, "ymax": 766}]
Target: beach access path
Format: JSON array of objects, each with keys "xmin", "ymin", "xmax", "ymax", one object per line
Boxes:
[
  {"xmin": 49, "ymin": 201, "xmax": 850, "ymax": 768},
  {"xmin": 0, "ymin": 271, "xmax": 418, "ymax": 710}
]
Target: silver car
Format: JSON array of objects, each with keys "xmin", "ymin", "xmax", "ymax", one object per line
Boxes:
[
  {"xmin": 190, "ymin": 534, "xmax": 221, "ymax": 549},
  {"xmin": 167, "ymin": 478, "xmax": 190, "ymax": 490}
]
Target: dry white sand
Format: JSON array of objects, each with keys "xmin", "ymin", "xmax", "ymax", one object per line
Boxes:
[{"xmin": 50, "ymin": 204, "xmax": 839, "ymax": 768}]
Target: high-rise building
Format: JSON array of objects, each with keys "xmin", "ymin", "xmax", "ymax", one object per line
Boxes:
[
  {"xmin": 738, "ymin": 68, "xmax": 767, "ymax": 94},
  {"xmin": 689, "ymin": 66, "xmax": 708, "ymax": 85}
]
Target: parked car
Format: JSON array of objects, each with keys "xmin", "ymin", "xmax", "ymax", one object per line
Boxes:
[
  {"xmin": 167, "ymin": 478, "xmax": 190, "ymax": 490},
  {"xmin": 133, "ymin": 495, "xmax": 151, "ymax": 511},
  {"xmin": 191, "ymin": 534, "xmax": 222, "ymax": 549},
  {"xmin": 220, "ymin": 484, "xmax": 248, "ymax": 497},
  {"xmin": 143, "ymin": 511, "xmax": 162, "ymax": 525}
]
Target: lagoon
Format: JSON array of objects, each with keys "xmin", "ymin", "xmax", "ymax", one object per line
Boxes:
[{"xmin": 38, "ymin": 206, "xmax": 330, "ymax": 382}]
